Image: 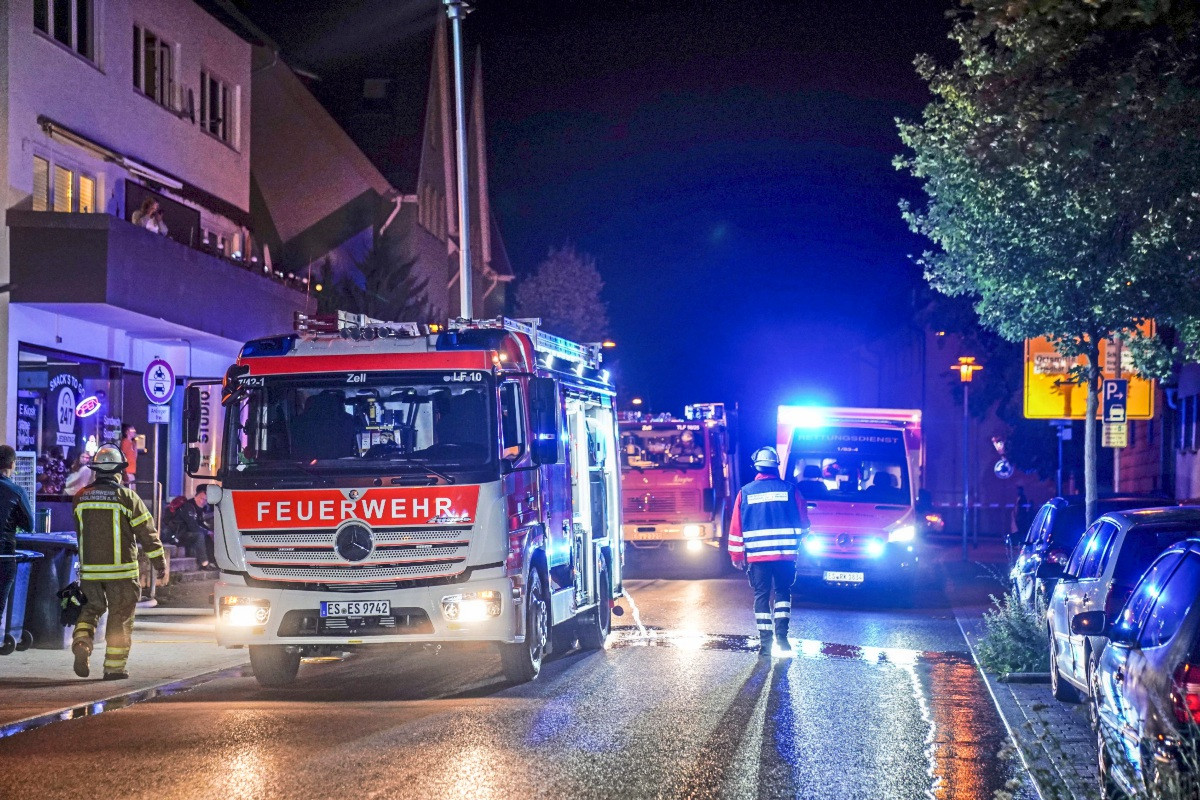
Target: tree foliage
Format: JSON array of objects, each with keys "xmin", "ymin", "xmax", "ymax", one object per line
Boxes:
[
  {"xmin": 316, "ymin": 233, "xmax": 432, "ymax": 323},
  {"xmin": 897, "ymin": 1, "xmax": 1200, "ymax": 520},
  {"xmin": 514, "ymin": 245, "xmax": 610, "ymax": 342}
]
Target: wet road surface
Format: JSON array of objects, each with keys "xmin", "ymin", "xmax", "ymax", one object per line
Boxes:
[{"xmin": 0, "ymin": 557, "xmax": 1021, "ymax": 799}]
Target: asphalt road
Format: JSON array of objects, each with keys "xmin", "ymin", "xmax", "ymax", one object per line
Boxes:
[{"xmin": 0, "ymin": 551, "xmax": 1021, "ymax": 799}]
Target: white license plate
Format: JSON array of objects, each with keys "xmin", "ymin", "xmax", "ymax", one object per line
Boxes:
[
  {"xmin": 823, "ymin": 571, "xmax": 865, "ymax": 583},
  {"xmin": 632, "ymin": 531, "xmax": 659, "ymax": 540},
  {"xmin": 320, "ymin": 600, "xmax": 391, "ymax": 618}
]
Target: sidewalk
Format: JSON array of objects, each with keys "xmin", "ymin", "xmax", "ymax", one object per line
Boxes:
[
  {"xmin": 945, "ymin": 537, "xmax": 1099, "ymax": 800},
  {"xmin": 0, "ymin": 615, "xmax": 246, "ymax": 730}
]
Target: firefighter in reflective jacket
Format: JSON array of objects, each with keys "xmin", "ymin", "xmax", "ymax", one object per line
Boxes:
[
  {"xmin": 728, "ymin": 446, "xmax": 810, "ymax": 655},
  {"xmin": 71, "ymin": 444, "xmax": 169, "ymax": 679}
]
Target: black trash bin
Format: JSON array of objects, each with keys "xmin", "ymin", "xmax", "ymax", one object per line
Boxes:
[
  {"xmin": 17, "ymin": 532, "xmax": 79, "ymax": 650},
  {"xmin": 1, "ymin": 550, "xmax": 44, "ymax": 654}
]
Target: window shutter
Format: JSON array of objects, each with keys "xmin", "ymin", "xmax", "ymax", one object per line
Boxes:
[
  {"xmin": 79, "ymin": 175, "xmax": 95, "ymax": 213},
  {"xmin": 32, "ymin": 157, "xmax": 50, "ymax": 212},
  {"xmin": 53, "ymin": 165, "xmax": 73, "ymax": 212}
]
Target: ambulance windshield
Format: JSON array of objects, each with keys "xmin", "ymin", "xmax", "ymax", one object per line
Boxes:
[
  {"xmin": 784, "ymin": 426, "xmax": 910, "ymax": 505},
  {"xmin": 224, "ymin": 372, "xmax": 495, "ymax": 480},
  {"xmin": 621, "ymin": 425, "xmax": 707, "ymax": 470}
]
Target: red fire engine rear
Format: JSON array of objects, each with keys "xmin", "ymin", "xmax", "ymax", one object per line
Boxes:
[
  {"xmin": 184, "ymin": 315, "xmax": 623, "ymax": 686},
  {"xmin": 619, "ymin": 403, "xmax": 739, "ymax": 556}
]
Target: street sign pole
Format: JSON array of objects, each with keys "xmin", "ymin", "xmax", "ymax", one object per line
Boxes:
[
  {"xmin": 1113, "ymin": 342, "xmax": 1122, "ymax": 493},
  {"xmin": 962, "ymin": 381, "xmax": 969, "ymax": 562}
]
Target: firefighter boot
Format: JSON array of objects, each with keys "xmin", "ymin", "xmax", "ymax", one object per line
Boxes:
[
  {"xmin": 758, "ymin": 631, "xmax": 773, "ymax": 656},
  {"xmin": 72, "ymin": 639, "xmax": 91, "ymax": 678},
  {"xmin": 774, "ymin": 620, "xmax": 792, "ymax": 655}
]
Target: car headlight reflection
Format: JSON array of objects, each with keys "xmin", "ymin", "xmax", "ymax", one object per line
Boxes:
[
  {"xmin": 888, "ymin": 525, "xmax": 916, "ymax": 543},
  {"xmin": 219, "ymin": 596, "xmax": 270, "ymax": 627},
  {"xmin": 441, "ymin": 590, "xmax": 503, "ymax": 622}
]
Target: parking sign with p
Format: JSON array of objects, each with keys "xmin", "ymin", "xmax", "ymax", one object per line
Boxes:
[{"xmin": 1103, "ymin": 379, "xmax": 1128, "ymax": 424}]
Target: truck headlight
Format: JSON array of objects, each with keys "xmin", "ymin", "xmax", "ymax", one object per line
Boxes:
[
  {"xmin": 442, "ymin": 590, "xmax": 503, "ymax": 622},
  {"xmin": 865, "ymin": 539, "xmax": 886, "ymax": 558},
  {"xmin": 888, "ymin": 525, "xmax": 916, "ymax": 543},
  {"xmin": 219, "ymin": 596, "xmax": 270, "ymax": 626},
  {"xmin": 803, "ymin": 535, "xmax": 824, "ymax": 556},
  {"xmin": 683, "ymin": 524, "xmax": 701, "ymax": 538}
]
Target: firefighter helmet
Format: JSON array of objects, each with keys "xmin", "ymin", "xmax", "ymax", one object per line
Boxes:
[
  {"xmin": 91, "ymin": 443, "xmax": 128, "ymax": 473},
  {"xmin": 751, "ymin": 446, "xmax": 780, "ymax": 470}
]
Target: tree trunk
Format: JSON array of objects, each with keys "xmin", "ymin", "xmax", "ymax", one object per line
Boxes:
[{"xmin": 1083, "ymin": 339, "xmax": 1101, "ymax": 525}]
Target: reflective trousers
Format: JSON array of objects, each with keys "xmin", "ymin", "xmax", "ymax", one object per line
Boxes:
[
  {"xmin": 73, "ymin": 579, "xmax": 139, "ymax": 674},
  {"xmin": 748, "ymin": 560, "xmax": 794, "ymax": 642}
]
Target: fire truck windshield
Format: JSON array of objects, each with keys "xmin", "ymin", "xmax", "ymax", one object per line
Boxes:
[
  {"xmin": 224, "ymin": 372, "xmax": 495, "ymax": 480},
  {"xmin": 784, "ymin": 426, "xmax": 910, "ymax": 505},
  {"xmin": 621, "ymin": 426, "xmax": 707, "ymax": 470}
]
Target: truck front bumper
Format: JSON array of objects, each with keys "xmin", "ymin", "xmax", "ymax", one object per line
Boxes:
[
  {"xmin": 623, "ymin": 522, "xmax": 719, "ymax": 549},
  {"xmin": 213, "ymin": 570, "xmax": 523, "ymax": 648}
]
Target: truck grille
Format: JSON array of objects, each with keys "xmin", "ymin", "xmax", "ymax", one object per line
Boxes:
[
  {"xmin": 623, "ymin": 490, "xmax": 699, "ymax": 515},
  {"xmin": 241, "ymin": 526, "xmax": 470, "ymax": 583}
]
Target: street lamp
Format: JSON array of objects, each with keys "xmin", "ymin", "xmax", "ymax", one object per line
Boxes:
[
  {"xmin": 952, "ymin": 356, "xmax": 982, "ymax": 561},
  {"xmin": 631, "ymin": 397, "xmax": 643, "ymax": 407},
  {"xmin": 601, "ymin": 340, "xmax": 617, "ymax": 349}
]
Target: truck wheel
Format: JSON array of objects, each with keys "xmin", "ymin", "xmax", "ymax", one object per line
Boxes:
[
  {"xmin": 500, "ymin": 568, "xmax": 547, "ymax": 683},
  {"xmin": 249, "ymin": 645, "xmax": 301, "ymax": 687},
  {"xmin": 578, "ymin": 558, "xmax": 612, "ymax": 651}
]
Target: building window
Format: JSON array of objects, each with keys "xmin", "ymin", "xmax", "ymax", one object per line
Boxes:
[
  {"xmin": 33, "ymin": 157, "xmax": 95, "ymax": 214},
  {"xmin": 32, "ymin": 157, "xmax": 50, "ymax": 211},
  {"xmin": 200, "ymin": 70, "xmax": 234, "ymax": 144},
  {"xmin": 35, "ymin": 0, "xmax": 94, "ymax": 61},
  {"xmin": 133, "ymin": 25, "xmax": 175, "ymax": 110}
]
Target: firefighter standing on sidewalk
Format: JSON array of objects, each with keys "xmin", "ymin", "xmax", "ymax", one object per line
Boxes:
[
  {"xmin": 728, "ymin": 446, "xmax": 810, "ymax": 655},
  {"xmin": 71, "ymin": 444, "xmax": 168, "ymax": 680}
]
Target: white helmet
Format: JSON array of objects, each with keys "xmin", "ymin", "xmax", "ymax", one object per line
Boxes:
[
  {"xmin": 91, "ymin": 443, "xmax": 128, "ymax": 473},
  {"xmin": 751, "ymin": 446, "xmax": 780, "ymax": 470}
]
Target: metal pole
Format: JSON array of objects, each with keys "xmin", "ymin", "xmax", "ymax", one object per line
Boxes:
[
  {"xmin": 1112, "ymin": 341, "xmax": 1122, "ymax": 493},
  {"xmin": 1056, "ymin": 424, "xmax": 1064, "ymax": 496},
  {"xmin": 444, "ymin": 0, "xmax": 473, "ymax": 319},
  {"xmin": 962, "ymin": 382, "xmax": 970, "ymax": 561}
]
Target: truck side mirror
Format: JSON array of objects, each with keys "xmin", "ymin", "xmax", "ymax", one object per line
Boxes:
[
  {"xmin": 184, "ymin": 384, "xmax": 204, "ymax": 444},
  {"xmin": 528, "ymin": 377, "xmax": 560, "ymax": 465},
  {"xmin": 186, "ymin": 446, "xmax": 202, "ymax": 474}
]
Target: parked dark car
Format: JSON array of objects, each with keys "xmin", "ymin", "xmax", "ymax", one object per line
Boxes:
[
  {"xmin": 1085, "ymin": 537, "xmax": 1200, "ymax": 798},
  {"xmin": 1011, "ymin": 494, "xmax": 1172, "ymax": 611},
  {"xmin": 1045, "ymin": 507, "xmax": 1200, "ymax": 702}
]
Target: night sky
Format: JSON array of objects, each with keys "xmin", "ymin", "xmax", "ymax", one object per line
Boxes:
[{"xmin": 237, "ymin": 0, "xmax": 956, "ymax": 450}]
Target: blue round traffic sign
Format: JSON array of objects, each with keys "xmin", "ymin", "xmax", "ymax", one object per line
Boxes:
[{"xmin": 143, "ymin": 359, "xmax": 176, "ymax": 404}]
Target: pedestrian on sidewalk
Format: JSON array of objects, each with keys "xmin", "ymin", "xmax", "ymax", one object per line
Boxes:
[
  {"xmin": 727, "ymin": 446, "xmax": 810, "ymax": 656},
  {"xmin": 71, "ymin": 443, "xmax": 169, "ymax": 680},
  {"xmin": 0, "ymin": 445, "xmax": 34, "ymax": 623}
]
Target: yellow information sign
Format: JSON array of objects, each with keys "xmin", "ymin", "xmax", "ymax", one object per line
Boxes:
[
  {"xmin": 1102, "ymin": 423, "xmax": 1128, "ymax": 448},
  {"xmin": 1023, "ymin": 325, "xmax": 1156, "ymax": 420}
]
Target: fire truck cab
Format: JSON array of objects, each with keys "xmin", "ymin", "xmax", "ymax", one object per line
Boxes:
[
  {"xmin": 619, "ymin": 403, "xmax": 738, "ymax": 556},
  {"xmin": 184, "ymin": 315, "xmax": 623, "ymax": 686}
]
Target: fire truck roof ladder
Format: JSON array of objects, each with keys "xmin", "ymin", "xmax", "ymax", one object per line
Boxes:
[{"xmin": 449, "ymin": 317, "xmax": 602, "ymax": 369}]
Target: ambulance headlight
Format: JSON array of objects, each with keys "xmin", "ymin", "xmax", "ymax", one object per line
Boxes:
[
  {"xmin": 219, "ymin": 596, "xmax": 270, "ymax": 627},
  {"xmin": 441, "ymin": 590, "xmax": 503, "ymax": 622},
  {"xmin": 887, "ymin": 525, "xmax": 916, "ymax": 543},
  {"xmin": 683, "ymin": 524, "xmax": 701, "ymax": 539}
]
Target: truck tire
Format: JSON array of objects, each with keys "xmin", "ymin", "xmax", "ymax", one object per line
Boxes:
[
  {"xmin": 578, "ymin": 558, "xmax": 612, "ymax": 651},
  {"xmin": 249, "ymin": 645, "xmax": 300, "ymax": 687},
  {"xmin": 550, "ymin": 618, "xmax": 578, "ymax": 655},
  {"xmin": 500, "ymin": 568, "xmax": 547, "ymax": 683}
]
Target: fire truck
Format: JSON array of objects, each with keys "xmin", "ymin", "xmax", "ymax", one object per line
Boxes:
[
  {"xmin": 619, "ymin": 403, "xmax": 739, "ymax": 558},
  {"xmin": 183, "ymin": 315, "xmax": 624, "ymax": 686},
  {"xmin": 776, "ymin": 406, "xmax": 924, "ymax": 592}
]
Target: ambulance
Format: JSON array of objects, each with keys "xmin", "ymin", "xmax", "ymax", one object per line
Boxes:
[
  {"xmin": 184, "ymin": 315, "xmax": 623, "ymax": 686},
  {"xmin": 776, "ymin": 406, "xmax": 924, "ymax": 592}
]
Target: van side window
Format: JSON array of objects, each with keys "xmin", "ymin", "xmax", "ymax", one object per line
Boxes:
[
  {"xmin": 1139, "ymin": 554, "xmax": 1199, "ymax": 649},
  {"xmin": 500, "ymin": 382, "xmax": 526, "ymax": 461}
]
